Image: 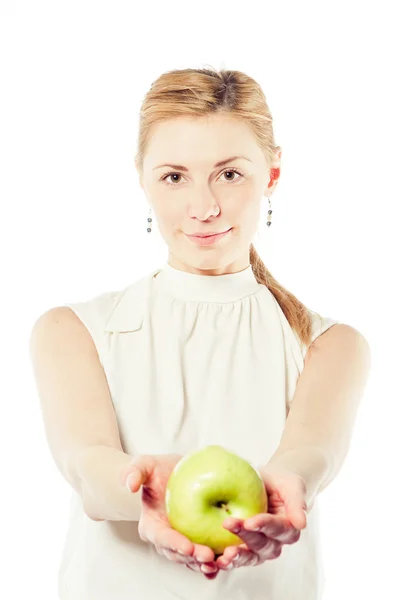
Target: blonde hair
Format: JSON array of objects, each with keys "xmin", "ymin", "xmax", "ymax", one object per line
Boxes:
[{"xmin": 134, "ymin": 65, "xmax": 316, "ymax": 349}]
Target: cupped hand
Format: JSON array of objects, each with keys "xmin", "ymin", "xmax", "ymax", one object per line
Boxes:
[
  {"xmin": 122, "ymin": 453, "xmax": 220, "ymax": 579},
  {"xmin": 215, "ymin": 462, "xmax": 308, "ymax": 571}
]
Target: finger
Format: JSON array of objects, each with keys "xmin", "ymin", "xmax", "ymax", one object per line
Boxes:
[
  {"xmin": 284, "ymin": 480, "xmax": 308, "ymax": 529},
  {"xmin": 203, "ymin": 570, "xmax": 219, "ymax": 580},
  {"xmin": 233, "ymin": 542, "xmax": 280, "ymax": 566},
  {"xmin": 200, "ymin": 563, "xmax": 219, "ymax": 578},
  {"xmin": 224, "ymin": 521, "xmax": 283, "ymax": 558},
  {"xmin": 191, "ymin": 543, "xmax": 216, "ymax": 564},
  {"xmin": 148, "ymin": 522, "xmax": 194, "ymax": 556},
  {"xmin": 162, "ymin": 547, "xmax": 216, "ymax": 571},
  {"xmin": 223, "ymin": 519, "xmax": 266, "ymax": 553},
  {"xmin": 178, "ymin": 542, "xmax": 219, "ymax": 577},
  {"xmin": 186, "ymin": 563, "xmax": 219, "ymax": 580},
  {"xmin": 237, "ymin": 528, "xmax": 282, "ymax": 558},
  {"xmin": 162, "ymin": 548, "xmax": 196, "ymax": 565},
  {"xmin": 161, "ymin": 547, "xmax": 219, "ymax": 580},
  {"xmin": 235, "ymin": 548, "xmax": 260, "ymax": 568},
  {"xmin": 286, "ymin": 507, "xmax": 307, "ymax": 530},
  {"xmin": 185, "ymin": 562, "xmax": 220, "ymax": 580},
  {"xmin": 170, "ymin": 540, "xmax": 215, "ymax": 564},
  {"xmin": 219, "ymin": 547, "xmax": 258, "ymax": 569},
  {"xmin": 243, "ymin": 514, "xmax": 301, "ymax": 544},
  {"xmin": 122, "ymin": 455, "xmax": 156, "ymax": 492},
  {"xmin": 215, "ymin": 545, "xmax": 240, "ymax": 569},
  {"xmin": 186, "ymin": 563, "xmax": 200, "ymax": 572}
]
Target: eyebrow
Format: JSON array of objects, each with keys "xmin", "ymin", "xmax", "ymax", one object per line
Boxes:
[{"xmin": 153, "ymin": 155, "xmax": 251, "ymax": 171}]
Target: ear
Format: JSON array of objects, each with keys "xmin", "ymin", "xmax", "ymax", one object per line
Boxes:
[
  {"xmin": 264, "ymin": 147, "xmax": 282, "ymax": 196},
  {"xmin": 264, "ymin": 170, "xmax": 280, "ymax": 197}
]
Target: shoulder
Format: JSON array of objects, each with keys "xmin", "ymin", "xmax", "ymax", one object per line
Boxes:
[
  {"xmin": 104, "ymin": 272, "xmax": 155, "ymax": 333},
  {"xmin": 31, "ymin": 268, "xmax": 160, "ymax": 340},
  {"xmin": 272, "ymin": 300, "xmax": 341, "ymax": 366},
  {"xmin": 93, "ymin": 267, "xmax": 162, "ymax": 334}
]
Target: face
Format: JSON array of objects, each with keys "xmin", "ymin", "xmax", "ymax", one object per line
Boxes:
[{"xmin": 139, "ymin": 113, "xmax": 281, "ymax": 275}]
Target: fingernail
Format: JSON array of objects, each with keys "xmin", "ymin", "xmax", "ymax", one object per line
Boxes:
[
  {"xmin": 231, "ymin": 526, "xmax": 240, "ymax": 533},
  {"xmin": 177, "ymin": 550, "xmax": 186, "ymax": 555},
  {"xmin": 201, "ymin": 564, "xmax": 216, "ymax": 574},
  {"xmin": 125, "ymin": 473, "xmax": 135, "ymax": 492},
  {"xmin": 233, "ymin": 554, "xmax": 240, "ymax": 562},
  {"xmin": 227, "ymin": 563, "xmax": 233, "ymax": 570}
]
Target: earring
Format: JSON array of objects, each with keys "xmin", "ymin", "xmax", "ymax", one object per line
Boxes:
[
  {"xmin": 267, "ymin": 196, "xmax": 273, "ymax": 227},
  {"xmin": 146, "ymin": 206, "xmax": 152, "ymax": 233},
  {"xmin": 147, "ymin": 201, "xmax": 272, "ymax": 231}
]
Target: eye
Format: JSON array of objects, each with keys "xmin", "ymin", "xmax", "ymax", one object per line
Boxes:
[{"xmin": 160, "ymin": 168, "xmax": 244, "ymax": 186}]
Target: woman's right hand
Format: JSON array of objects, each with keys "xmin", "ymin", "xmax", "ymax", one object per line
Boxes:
[{"xmin": 122, "ymin": 453, "xmax": 221, "ymax": 579}]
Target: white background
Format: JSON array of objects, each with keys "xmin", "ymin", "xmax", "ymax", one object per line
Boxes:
[{"xmin": 1, "ymin": 1, "xmax": 399, "ymax": 598}]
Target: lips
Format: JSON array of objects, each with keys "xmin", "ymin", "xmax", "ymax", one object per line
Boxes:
[
  {"xmin": 189, "ymin": 229, "xmax": 231, "ymax": 238},
  {"xmin": 185, "ymin": 228, "xmax": 232, "ymax": 246}
]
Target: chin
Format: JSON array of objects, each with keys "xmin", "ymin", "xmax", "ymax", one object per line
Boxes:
[
  {"xmin": 189, "ymin": 254, "xmax": 228, "ymax": 268},
  {"xmin": 171, "ymin": 249, "xmax": 225, "ymax": 272}
]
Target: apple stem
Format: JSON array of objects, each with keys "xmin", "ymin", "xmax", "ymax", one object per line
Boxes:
[{"xmin": 215, "ymin": 502, "xmax": 231, "ymax": 514}]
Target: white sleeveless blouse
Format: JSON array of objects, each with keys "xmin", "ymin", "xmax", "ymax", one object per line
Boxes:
[{"xmin": 58, "ymin": 262, "xmax": 339, "ymax": 599}]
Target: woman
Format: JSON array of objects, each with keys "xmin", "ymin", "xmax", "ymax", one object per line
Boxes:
[{"xmin": 29, "ymin": 67, "xmax": 371, "ymax": 599}]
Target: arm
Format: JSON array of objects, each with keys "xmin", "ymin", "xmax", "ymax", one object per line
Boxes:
[
  {"xmin": 29, "ymin": 307, "xmax": 141, "ymax": 522},
  {"xmin": 72, "ymin": 444, "xmax": 143, "ymax": 521},
  {"xmin": 267, "ymin": 324, "xmax": 372, "ymax": 510}
]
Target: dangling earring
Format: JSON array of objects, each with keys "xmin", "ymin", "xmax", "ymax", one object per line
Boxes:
[
  {"xmin": 267, "ymin": 196, "xmax": 273, "ymax": 227},
  {"xmin": 146, "ymin": 206, "xmax": 152, "ymax": 233},
  {"xmin": 147, "ymin": 202, "xmax": 272, "ymax": 231}
]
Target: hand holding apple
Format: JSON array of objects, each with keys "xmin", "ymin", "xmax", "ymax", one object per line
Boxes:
[
  {"xmin": 165, "ymin": 445, "xmax": 268, "ymax": 556},
  {"xmin": 215, "ymin": 461, "xmax": 308, "ymax": 571},
  {"xmin": 123, "ymin": 453, "xmax": 219, "ymax": 578}
]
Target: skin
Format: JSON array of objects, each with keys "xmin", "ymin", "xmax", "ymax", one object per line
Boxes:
[{"xmin": 137, "ymin": 113, "xmax": 282, "ymax": 276}]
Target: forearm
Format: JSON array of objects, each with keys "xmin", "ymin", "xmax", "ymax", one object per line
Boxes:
[
  {"xmin": 266, "ymin": 444, "xmax": 333, "ymax": 510},
  {"xmin": 70, "ymin": 444, "xmax": 142, "ymax": 522},
  {"xmin": 266, "ymin": 325, "xmax": 371, "ymax": 510}
]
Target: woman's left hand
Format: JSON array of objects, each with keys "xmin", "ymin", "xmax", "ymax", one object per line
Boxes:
[{"xmin": 215, "ymin": 462, "xmax": 309, "ymax": 571}]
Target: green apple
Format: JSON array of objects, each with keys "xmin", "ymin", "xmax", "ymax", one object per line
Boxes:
[{"xmin": 165, "ymin": 444, "xmax": 268, "ymax": 554}]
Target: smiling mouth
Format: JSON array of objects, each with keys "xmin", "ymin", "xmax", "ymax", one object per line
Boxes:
[
  {"xmin": 186, "ymin": 228, "xmax": 232, "ymax": 238},
  {"xmin": 185, "ymin": 228, "xmax": 233, "ymax": 246}
]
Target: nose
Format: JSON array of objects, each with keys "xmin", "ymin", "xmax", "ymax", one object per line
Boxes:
[{"xmin": 188, "ymin": 201, "xmax": 220, "ymax": 221}]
